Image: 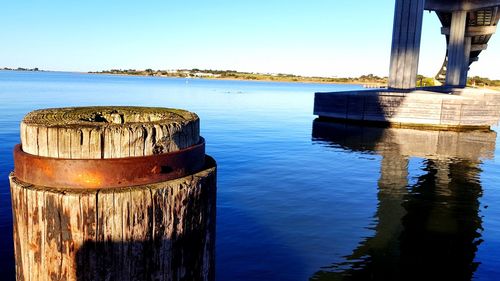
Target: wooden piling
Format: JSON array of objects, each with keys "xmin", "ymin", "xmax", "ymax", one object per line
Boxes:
[{"xmin": 10, "ymin": 106, "xmax": 216, "ymax": 281}]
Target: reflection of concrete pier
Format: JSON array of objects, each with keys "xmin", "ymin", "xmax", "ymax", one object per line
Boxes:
[
  {"xmin": 314, "ymin": 0, "xmax": 500, "ymax": 129},
  {"xmin": 311, "ymin": 119, "xmax": 494, "ymax": 280},
  {"xmin": 312, "ymin": 119, "xmax": 497, "ymax": 160}
]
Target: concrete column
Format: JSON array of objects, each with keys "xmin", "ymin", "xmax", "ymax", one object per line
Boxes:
[
  {"xmin": 388, "ymin": 0, "xmax": 425, "ymax": 89},
  {"xmin": 460, "ymin": 36, "xmax": 472, "ymax": 86},
  {"xmin": 446, "ymin": 11, "xmax": 467, "ymax": 87}
]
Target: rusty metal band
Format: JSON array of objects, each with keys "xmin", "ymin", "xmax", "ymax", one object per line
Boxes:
[{"xmin": 13, "ymin": 138, "xmax": 205, "ymax": 189}]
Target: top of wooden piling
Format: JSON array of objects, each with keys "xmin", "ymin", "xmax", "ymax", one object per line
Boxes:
[
  {"xmin": 20, "ymin": 106, "xmax": 200, "ymax": 159},
  {"xmin": 22, "ymin": 106, "xmax": 196, "ymax": 127}
]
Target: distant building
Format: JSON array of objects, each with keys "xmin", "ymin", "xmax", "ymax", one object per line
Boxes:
[{"xmin": 193, "ymin": 72, "xmax": 221, "ymax": 78}]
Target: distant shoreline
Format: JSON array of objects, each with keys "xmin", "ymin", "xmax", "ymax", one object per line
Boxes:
[
  {"xmin": 1, "ymin": 68, "xmax": 359, "ymax": 85},
  {"xmin": 88, "ymin": 69, "xmax": 388, "ymax": 87},
  {"xmin": 88, "ymin": 72, "xmax": 374, "ymax": 86},
  {"xmin": 3, "ymin": 68, "xmax": 500, "ymax": 89}
]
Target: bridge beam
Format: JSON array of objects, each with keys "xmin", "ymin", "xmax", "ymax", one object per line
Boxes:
[
  {"xmin": 441, "ymin": 26, "xmax": 497, "ymax": 37},
  {"xmin": 445, "ymin": 10, "xmax": 468, "ymax": 87},
  {"xmin": 470, "ymin": 44, "xmax": 488, "ymax": 52},
  {"xmin": 389, "ymin": 0, "xmax": 425, "ymax": 89},
  {"xmin": 425, "ymin": 0, "xmax": 500, "ymax": 12}
]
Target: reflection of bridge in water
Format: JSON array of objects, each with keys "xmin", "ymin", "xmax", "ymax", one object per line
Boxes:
[
  {"xmin": 310, "ymin": 119, "xmax": 496, "ymax": 280},
  {"xmin": 315, "ymin": 0, "xmax": 500, "ymax": 129}
]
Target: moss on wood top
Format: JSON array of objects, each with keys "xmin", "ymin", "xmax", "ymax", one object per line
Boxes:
[{"xmin": 22, "ymin": 106, "xmax": 198, "ymax": 128}]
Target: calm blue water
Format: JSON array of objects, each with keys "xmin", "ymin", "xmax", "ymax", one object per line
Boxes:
[{"xmin": 1, "ymin": 70, "xmax": 500, "ymax": 280}]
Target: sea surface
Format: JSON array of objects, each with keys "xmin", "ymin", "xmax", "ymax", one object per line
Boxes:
[{"xmin": 1, "ymin": 70, "xmax": 500, "ymax": 280}]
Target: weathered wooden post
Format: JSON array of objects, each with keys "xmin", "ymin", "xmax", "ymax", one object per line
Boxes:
[{"xmin": 9, "ymin": 106, "xmax": 216, "ymax": 281}]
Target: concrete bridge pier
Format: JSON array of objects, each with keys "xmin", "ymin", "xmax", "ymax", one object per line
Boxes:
[
  {"xmin": 313, "ymin": 0, "xmax": 500, "ymax": 130},
  {"xmin": 460, "ymin": 36, "xmax": 472, "ymax": 87},
  {"xmin": 446, "ymin": 10, "xmax": 468, "ymax": 87},
  {"xmin": 388, "ymin": 0, "xmax": 425, "ymax": 89}
]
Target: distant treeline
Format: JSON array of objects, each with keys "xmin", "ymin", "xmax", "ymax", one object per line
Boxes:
[
  {"xmin": 468, "ymin": 76, "xmax": 500, "ymax": 87},
  {"xmin": 4, "ymin": 67, "xmax": 499, "ymax": 88},
  {"xmin": 416, "ymin": 75, "xmax": 436, "ymax": 87},
  {"xmin": 2, "ymin": 67, "xmax": 40, "ymax": 71},
  {"xmin": 91, "ymin": 68, "xmax": 500, "ymax": 88},
  {"xmin": 91, "ymin": 68, "xmax": 391, "ymax": 84}
]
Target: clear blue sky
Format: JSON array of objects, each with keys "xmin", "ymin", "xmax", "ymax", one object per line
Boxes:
[{"xmin": 2, "ymin": 0, "xmax": 500, "ymax": 78}]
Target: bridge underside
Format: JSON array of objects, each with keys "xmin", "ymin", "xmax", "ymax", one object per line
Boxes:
[
  {"xmin": 435, "ymin": 6, "xmax": 500, "ymax": 85},
  {"xmin": 425, "ymin": 0, "xmax": 500, "ymax": 12},
  {"xmin": 389, "ymin": 0, "xmax": 500, "ymax": 89}
]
